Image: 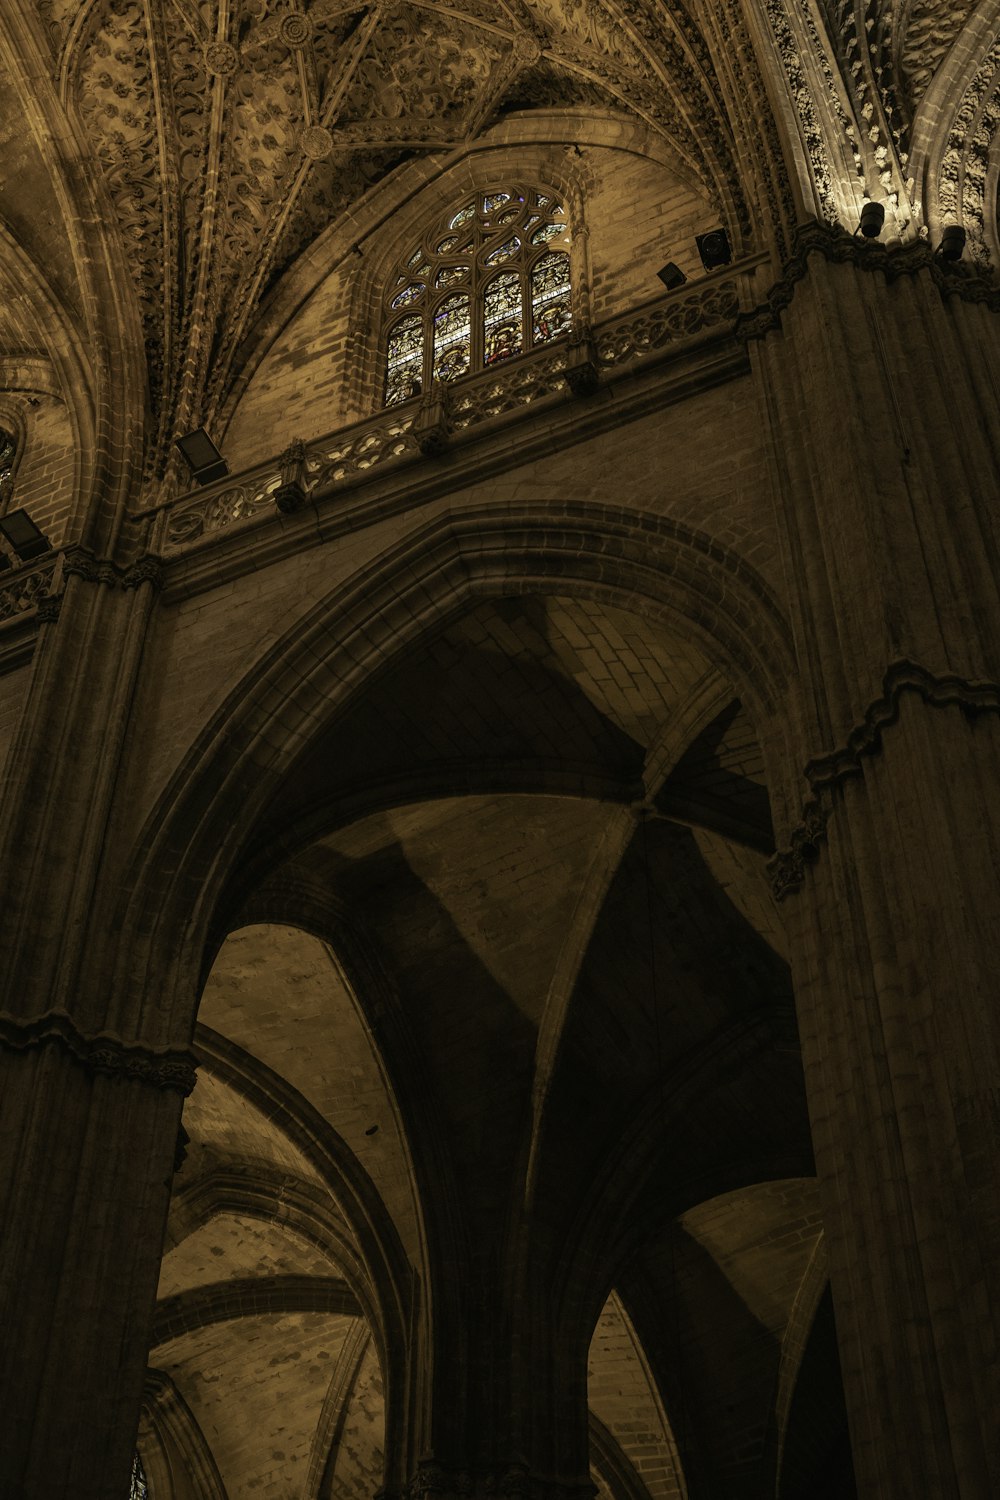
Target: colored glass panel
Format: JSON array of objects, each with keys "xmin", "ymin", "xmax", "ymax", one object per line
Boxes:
[
  {"xmin": 391, "ymin": 282, "xmax": 425, "ymax": 308},
  {"xmin": 433, "ymin": 294, "xmax": 471, "ymax": 382},
  {"xmin": 530, "ymin": 222, "xmax": 567, "ymax": 245},
  {"xmin": 483, "ymin": 271, "xmax": 522, "ymax": 364},
  {"xmin": 531, "ymin": 251, "xmax": 571, "ymax": 344},
  {"xmin": 484, "ymin": 236, "xmax": 520, "ymax": 266},
  {"xmin": 383, "ymin": 185, "xmax": 572, "ymax": 404},
  {"xmin": 385, "ymin": 315, "xmax": 424, "ymax": 405},
  {"xmin": 436, "ymin": 264, "xmax": 469, "ymax": 288}
]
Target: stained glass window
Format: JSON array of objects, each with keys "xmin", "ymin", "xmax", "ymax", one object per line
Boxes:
[
  {"xmin": 391, "ymin": 283, "xmax": 424, "ymax": 308},
  {"xmin": 130, "ymin": 1452, "xmax": 149, "ymax": 1499},
  {"xmin": 382, "ymin": 186, "xmax": 573, "ymax": 405},
  {"xmin": 433, "ymin": 294, "xmax": 471, "ymax": 382},
  {"xmin": 385, "ymin": 314, "xmax": 424, "ymax": 405},
  {"xmin": 484, "ymin": 236, "xmax": 520, "ymax": 266},
  {"xmin": 531, "ymin": 251, "xmax": 572, "ymax": 345},
  {"xmin": 484, "ymin": 272, "xmax": 523, "ymax": 364}
]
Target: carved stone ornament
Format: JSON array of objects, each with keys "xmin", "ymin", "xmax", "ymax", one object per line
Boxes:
[
  {"xmin": 0, "ymin": 561, "xmax": 57, "ymax": 623},
  {"xmin": 61, "ymin": 546, "xmax": 164, "ymax": 592},
  {"xmin": 414, "ymin": 384, "xmax": 451, "ymax": 457},
  {"xmin": 279, "ymin": 12, "xmax": 312, "ymax": 48},
  {"xmin": 0, "ymin": 1009, "xmax": 198, "ymax": 1095},
  {"xmin": 562, "ymin": 337, "xmax": 600, "ymax": 396},
  {"xmin": 300, "ymin": 124, "xmax": 334, "ymax": 161},
  {"xmin": 203, "ymin": 40, "xmax": 239, "ymax": 77},
  {"xmin": 513, "ymin": 32, "xmax": 543, "ymax": 65},
  {"xmin": 274, "ymin": 438, "xmax": 310, "ymax": 513},
  {"xmin": 768, "ymin": 799, "xmax": 829, "ymax": 902}
]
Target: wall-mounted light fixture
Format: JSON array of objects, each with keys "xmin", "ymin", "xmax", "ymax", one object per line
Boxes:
[
  {"xmin": 174, "ymin": 429, "xmax": 229, "ymax": 486},
  {"xmin": 656, "ymin": 261, "xmax": 687, "ymax": 291},
  {"xmin": 858, "ymin": 201, "xmax": 885, "ymax": 239},
  {"xmin": 937, "ymin": 224, "xmax": 966, "ymax": 261},
  {"xmin": 0, "ymin": 507, "xmax": 51, "ymax": 561},
  {"xmin": 695, "ymin": 228, "xmax": 731, "ymax": 270}
]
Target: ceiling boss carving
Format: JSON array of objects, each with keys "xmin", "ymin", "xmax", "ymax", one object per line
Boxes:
[{"xmin": 26, "ymin": 0, "xmax": 747, "ymax": 483}]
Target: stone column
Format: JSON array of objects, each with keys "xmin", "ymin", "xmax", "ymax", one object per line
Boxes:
[
  {"xmin": 0, "ymin": 1041, "xmax": 191, "ymax": 1498},
  {"xmin": 0, "ymin": 557, "xmax": 196, "ymax": 1497},
  {"xmin": 752, "ymin": 229, "xmax": 1000, "ymax": 1497}
]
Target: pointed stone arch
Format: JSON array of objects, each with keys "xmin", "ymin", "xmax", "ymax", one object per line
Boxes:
[{"xmin": 103, "ymin": 501, "xmax": 796, "ymax": 1054}]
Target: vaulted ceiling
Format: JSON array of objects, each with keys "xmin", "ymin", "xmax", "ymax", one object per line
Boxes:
[
  {"xmin": 2, "ymin": 0, "xmax": 997, "ymax": 502},
  {"xmin": 27, "ymin": 0, "xmax": 742, "ymax": 472}
]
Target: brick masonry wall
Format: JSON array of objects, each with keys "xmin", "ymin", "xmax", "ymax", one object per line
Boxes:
[
  {"xmin": 589, "ymin": 1291, "xmax": 683, "ymax": 1500},
  {"xmin": 324, "ymin": 1337, "xmax": 385, "ymax": 1500},
  {"xmin": 584, "ymin": 152, "xmax": 713, "ymax": 323},
  {"xmin": 5, "ymin": 396, "xmax": 76, "ymax": 548}
]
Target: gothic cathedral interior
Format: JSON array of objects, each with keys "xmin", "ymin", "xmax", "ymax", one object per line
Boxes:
[{"xmin": 0, "ymin": 1, "xmax": 998, "ymax": 1496}]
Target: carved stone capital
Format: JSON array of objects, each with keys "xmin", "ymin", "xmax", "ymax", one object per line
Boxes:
[
  {"xmin": 62, "ymin": 546, "xmax": 164, "ymax": 591},
  {"xmin": 0, "ymin": 1009, "xmax": 197, "ymax": 1094},
  {"xmin": 738, "ymin": 220, "xmax": 1000, "ymax": 345}
]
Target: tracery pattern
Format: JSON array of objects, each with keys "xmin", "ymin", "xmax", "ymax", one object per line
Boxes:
[{"xmin": 383, "ymin": 186, "xmax": 572, "ymax": 404}]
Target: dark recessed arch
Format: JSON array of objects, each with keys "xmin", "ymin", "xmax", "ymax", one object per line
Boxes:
[{"xmin": 99, "ymin": 502, "xmax": 797, "ymax": 1116}]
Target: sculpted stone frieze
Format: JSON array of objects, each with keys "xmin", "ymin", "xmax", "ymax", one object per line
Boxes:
[{"xmin": 898, "ymin": 0, "xmax": 980, "ymax": 106}]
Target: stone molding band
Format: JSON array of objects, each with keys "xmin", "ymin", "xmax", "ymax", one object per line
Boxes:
[
  {"xmin": 769, "ymin": 659, "xmax": 1000, "ymax": 899},
  {"xmin": 0, "ymin": 1008, "xmax": 197, "ymax": 1094},
  {"xmin": 737, "ymin": 220, "xmax": 1000, "ymax": 344}
]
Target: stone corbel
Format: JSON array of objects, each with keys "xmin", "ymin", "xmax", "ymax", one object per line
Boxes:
[
  {"xmin": 562, "ymin": 324, "xmax": 600, "ymax": 397},
  {"xmin": 767, "ymin": 798, "xmax": 828, "ymax": 901},
  {"xmin": 414, "ymin": 382, "xmax": 451, "ymax": 456},
  {"xmin": 273, "ymin": 438, "xmax": 310, "ymax": 513}
]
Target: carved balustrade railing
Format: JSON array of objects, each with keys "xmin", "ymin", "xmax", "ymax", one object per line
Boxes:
[
  {"xmin": 0, "ymin": 554, "xmax": 58, "ymax": 624},
  {"xmin": 163, "ymin": 259, "xmax": 759, "ymax": 552}
]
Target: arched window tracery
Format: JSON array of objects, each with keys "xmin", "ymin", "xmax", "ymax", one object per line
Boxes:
[{"xmin": 383, "ymin": 186, "xmax": 572, "ymax": 406}]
